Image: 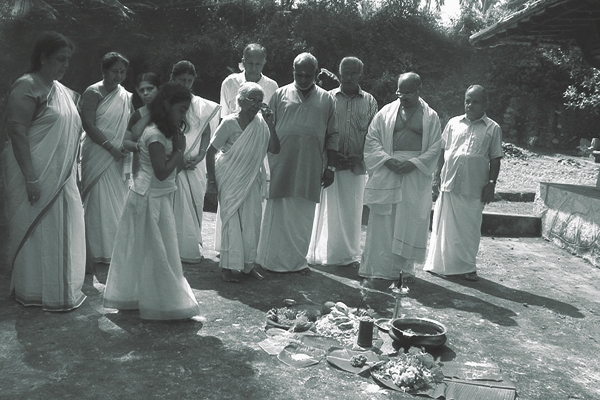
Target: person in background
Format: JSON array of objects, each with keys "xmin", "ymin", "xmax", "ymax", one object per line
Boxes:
[
  {"xmin": 79, "ymin": 51, "xmax": 133, "ymax": 266},
  {"xmin": 220, "ymin": 43, "xmax": 278, "ymax": 117},
  {"xmin": 424, "ymin": 85, "xmax": 502, "ymax": 282},
  {"xmin": 103, "ymin": 82, "xmax": 200, "ymax": 320},
  {"xmin": 308, "ymin": 57, "xmax": 378, "ymax": 268},
  {"xmin": 122, "ymin": 72, "xmax": 161, "ymax": 177},
  {"xmin": 4, "ymin": 31, "xmax": 86, "ymax": 310},
  {"xmin": 256, "ymin": 52, "xmax": 339, "ymax": 274},
  {"xmin": 359, "ymin": 72, "xmax": 441, "ymax": 284},
  {"xmin": 170, "ymin": 60, "xmax": 220, "ymax": 263},
  {"xmin": 206, "ymin": 83, "xmax": 280, "ymax": 282}
]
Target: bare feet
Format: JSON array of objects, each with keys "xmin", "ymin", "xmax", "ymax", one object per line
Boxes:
[
  {"xmin": 465, "ymin": 272, "xmax": 479, "ymax": 281},
  {"xmin": 246, "ymin": 268, "xmax": 264, "ymax": 280},
  {"xmin": 341, "ymin": 261, "xmax": 360, "ymax": 268},
  {"xmin": 221, "ymin": 269, "xmax": 239, "ymax": 283},
  {"xmin": 300, "ymin": 267, "xmax": 311, "ymax": 276},
  {"xmin": 403, "ymin": 276, "xmax": 416, "ymax": 284}
]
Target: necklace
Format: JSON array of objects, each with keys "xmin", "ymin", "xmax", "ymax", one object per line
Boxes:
[{"xmin": 400, "ymin": 105, "xmax": 418, "ymax": 124}]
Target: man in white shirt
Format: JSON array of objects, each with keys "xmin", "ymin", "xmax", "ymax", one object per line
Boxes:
[
  {"xmin": 220, "ymin": 43, "xmax": 278, "ymax": 117},
  {"xmin": 424, "ymin": 85, "xmax": 502, "ymax": 282}
]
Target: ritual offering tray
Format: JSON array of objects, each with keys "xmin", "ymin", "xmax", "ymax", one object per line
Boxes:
[
  {"xmin": 389, "ymin": 317, "xmax": 447, "ymax": 348},
  {"xmin": 265, "ymin": 307, "xmax": 316, "ymax": 332}
]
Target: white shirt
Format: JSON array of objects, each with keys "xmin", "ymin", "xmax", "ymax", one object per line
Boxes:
[
  {"xmin": 219, "ymin": 72, "xmax": 278, "ymax": 117},
  {"xmin": 440, "ymin": 113, "xmax": 503, "ymax": 197}
]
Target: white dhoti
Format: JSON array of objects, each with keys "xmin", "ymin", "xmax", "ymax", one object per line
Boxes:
[
  {"xmin": 308, "ymin": 170, "xmax": 365, "ymax": 266},
  {"xmin": 423, "ymin": 191, "xmax": 483, "ymax": 276},
  {"xmin": 360, "ymin": 203, "xmax": 416, "ymax": 280},
  {"xmin": 256, "ymin": 197, "xmax": 316, "ymax": 272},
  {"xmin": 359, "ymin": 151, "xmax": 432, "ymax": 280}
]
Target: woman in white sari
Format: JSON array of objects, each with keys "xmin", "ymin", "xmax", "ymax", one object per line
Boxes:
[
  {"xmin": 80, "ymin": 52, "xmax": 133, "ymax": 264},
  {"xmin": 4, "ymin": 32, "xmax": 86, "ymax": 311},
  {"xmin": 103, "ymin": 83, "xmax": 200, "ymax": 320},
  {"xmin": 206, "ymin": 83, "xmax": 280, "ymax": 282},
  {"xmin": 170, "ymin": 61, "xmax": 220, "ymax": 263}
]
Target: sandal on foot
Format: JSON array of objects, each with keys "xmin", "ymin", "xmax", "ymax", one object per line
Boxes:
[
  {"xmin": 246, "ymin": 269, "xmax": 264, "ymax": 280},
  {"xmin": 465, "ymin": 272, "xmax": 478, "ymax": 282},
  {"xmin": 221, "ymin": 269, "xmax": 239, "ymax": 283}
]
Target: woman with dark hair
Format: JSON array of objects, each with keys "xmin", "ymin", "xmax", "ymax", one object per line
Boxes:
[
  {"xmin": 103, "ymin": 82, "xmax": 200, "ymax": 320},
  {"xmin": 80, "ymin": 51, "xmax": 133, "ymax": 265},
  {"xmin": 122, "ymin": 72, "xmax": 161, "ymax": 176},
  {"xmin": 3, "ymin": 31, "xmax": 86, "ymax": 310},
  {"xmin": 170, "ymin": 60, "xmax": 220, "ymax": 263}
]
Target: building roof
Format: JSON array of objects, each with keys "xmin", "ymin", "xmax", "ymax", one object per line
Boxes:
[
  {"xmin": 469, "ymin": 0, "xmax": 600, "ymax": 68},
  {"xmin": 470, "ymin": 0, "xmax": 600, "ymax": 48}
]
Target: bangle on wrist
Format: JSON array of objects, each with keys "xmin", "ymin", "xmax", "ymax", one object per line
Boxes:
[
  {"xmin": 26, "ymin": 179, "xmax": 38, "ymax": 184},
  {"xmin": 488, "ymin": 180, "xmax": 496, "ymax": 185},
  {"xmin": 101, "ymin": 139, "xmax": 110, "ymax": 149}
]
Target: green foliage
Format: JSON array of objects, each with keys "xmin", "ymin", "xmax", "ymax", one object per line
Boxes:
[{"xmin": 1, "ymin": 0, "xmax": 599, "ymax": 149}]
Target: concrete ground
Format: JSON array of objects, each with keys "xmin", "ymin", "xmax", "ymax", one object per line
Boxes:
[{"xmin": 1, "ymin": 212, "xmax": 600, "ymax": 400}]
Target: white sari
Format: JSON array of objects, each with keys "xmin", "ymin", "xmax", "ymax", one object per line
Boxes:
[
  {"xmin": 4, "ymin": 77, "xmax": 86, "ymax": 310},
  {"xmin": 213, "ymin": 114, "xmax": 270, "ymax": 271},
  {"xmin": 174, "ymin": 95, "xmax": 220, "ymax": 263},
  {"xmin": 80, "ymin": 84, "xmax": 132, "ymax": 263}
]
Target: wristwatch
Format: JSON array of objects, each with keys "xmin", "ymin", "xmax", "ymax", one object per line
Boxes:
[{"xmin": 326, "ymin": 165, "xmax": 336, "ymax": 172}]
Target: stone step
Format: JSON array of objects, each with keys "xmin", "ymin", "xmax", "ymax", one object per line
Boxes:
[{"xmin": 361, "ymin": 205, "xmax": 541, "ymax": 238}]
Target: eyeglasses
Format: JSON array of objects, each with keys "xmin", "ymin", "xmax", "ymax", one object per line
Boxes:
[{"xmin": 243, "ymin": 96, "xmax": 263, "ymax": 104}]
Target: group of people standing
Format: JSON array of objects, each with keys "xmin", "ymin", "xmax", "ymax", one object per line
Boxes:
[{"xmin": 3, "ymin": 31, "xmax": 502, "ymax": 320}]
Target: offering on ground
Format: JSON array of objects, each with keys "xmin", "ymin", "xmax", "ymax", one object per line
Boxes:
[
  {"xmin": 314, "ymin": 302, "xmax": 370, "ymax": 347},
  {"xmin": 266, "ymin": 307, "xmax": 316, "ymax": 332},
  {"xmin": 371, "ymin": 347, "xmax": 444, "ymax": 392}
]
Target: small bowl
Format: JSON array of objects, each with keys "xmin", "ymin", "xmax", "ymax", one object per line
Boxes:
[{"xmin": 389, "ymin": 317, "xmax": 447, "ymax": 348}]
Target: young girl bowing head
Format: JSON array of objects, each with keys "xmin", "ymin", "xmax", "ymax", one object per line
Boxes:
[{"xmin": 103, "ymin": 82, "xmax": 200, "ymax": 320}]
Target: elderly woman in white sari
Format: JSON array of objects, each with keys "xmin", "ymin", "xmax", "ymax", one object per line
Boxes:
[
  {"xmin": 4, "ymin": 32, "xmax": 86, "ymax": 310},
  {"xmin": 170, "ymin": 61, "xmax": 220, "ymax": 263},
  {"xmin": 80, "ymin": 52, "xmax": 133, "ymax": 265},
  {"xmin": 206, "ymin": 82, "xmax": 280, "ymax": 282}
]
